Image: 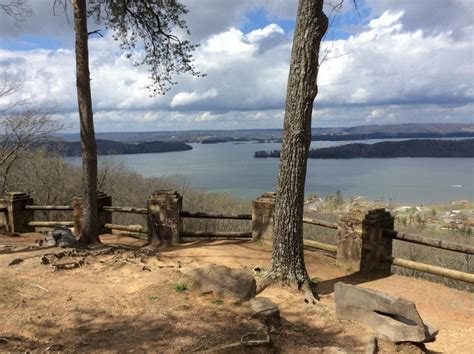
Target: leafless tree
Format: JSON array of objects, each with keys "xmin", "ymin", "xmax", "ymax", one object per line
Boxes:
[{"xmin": 0, "ymin": 70, "xmax": 60, "ymax": 193}]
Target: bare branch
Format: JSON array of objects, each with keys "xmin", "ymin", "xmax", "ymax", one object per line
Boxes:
[
  {"xmin": 0, "ymin": 0, "xmax": 32, "ymax": 23},
  {"xmin": 87, "ymin": 29, "xmax": 103, "ymax": 37}
]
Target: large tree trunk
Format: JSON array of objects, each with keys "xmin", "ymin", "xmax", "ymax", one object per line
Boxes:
[
  {"xmin": 72, "ymin": 0, "xmax": 100, "ymax": 245},
  {"xmin": 270, "ymin": 0, "xmax": 328, "ymax": 287}
]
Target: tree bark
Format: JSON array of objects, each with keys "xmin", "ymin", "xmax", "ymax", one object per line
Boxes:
[
  {"xmin": 270, "ymin": 0, "xmax": 328, "ymax": 287},
  {"xmin": 72, "ymin": 0, "xmax": 100, "ymax": 245}
]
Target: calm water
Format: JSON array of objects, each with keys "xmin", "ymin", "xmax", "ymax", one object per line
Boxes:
[{"xmin": 68, "ymin": 140, "xmax": 474, "ymax": 204}]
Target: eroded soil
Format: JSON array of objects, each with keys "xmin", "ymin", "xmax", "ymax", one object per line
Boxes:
[{"xmin": 0, "ymin": 233, "xmax": 473, "ymax": 353}]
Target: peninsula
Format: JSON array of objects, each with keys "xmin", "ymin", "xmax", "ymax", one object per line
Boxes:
[
  {"xmin": 254, "ymin": 139, "xmax": 474, "ymax": 159},
  {"xmin": 35, "ymin": 140, "xmax": 193, "ymax": 157}
]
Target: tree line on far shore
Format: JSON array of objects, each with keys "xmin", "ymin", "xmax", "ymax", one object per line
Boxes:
[{"xmin": 254, "ymin": 139, "xmax": 474, "ymax": 159}]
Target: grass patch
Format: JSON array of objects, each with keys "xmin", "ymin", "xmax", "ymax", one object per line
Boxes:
[
  {"xmin": 211, "ymin": 298, "xmax": 224, "ymax": 305},
  {"xmin": 173, "ymin": 283, "xmax": 187, "ymax": 293},
  {"xmin": 310, "ymin": 276, "xmax": 322, "ymax": 285},
  {"xmin": 148, "ymin": 296, "xmax": 158, "ymax": 301}
]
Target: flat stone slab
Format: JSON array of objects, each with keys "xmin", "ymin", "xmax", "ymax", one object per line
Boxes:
[
  {"xmin": 180, "ymin": 264, "xmax": 256, "ymax": 300},
  {"xmin": 335, "ymin": 282, "xmax": 438, "ymax": 343},
  {"xmin": 249, "ymin": 297, "xmax": 280, "ymax": 324}
]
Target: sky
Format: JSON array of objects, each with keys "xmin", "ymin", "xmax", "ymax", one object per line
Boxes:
[{"xmin": 0, "ymin": 0, "xmax": 473, "ymax": 132}]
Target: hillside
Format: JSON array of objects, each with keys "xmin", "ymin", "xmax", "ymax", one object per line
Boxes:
[
  {"xmin": 255, "ymin": 139, "xmax": 474, "ymax": 159},
  {"xmin": 34, "ymin": 140, "xmax": 193, "ymax": 157},
  {"xmin": 57, "ymin": 123, "xmax": 474, "ymax": 144}
]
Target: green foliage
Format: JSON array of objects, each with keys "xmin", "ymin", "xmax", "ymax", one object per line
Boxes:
[
  {"xmin": 211, "ymin": 298, "xmax": 224, "ymax": 305},
  {"xmin": 86, "ymin": 1, "xmax": 203, "ymax": 95},
  {"xmin": 173, "ymin": 282, "xmax": 187, "ymax": 293}
]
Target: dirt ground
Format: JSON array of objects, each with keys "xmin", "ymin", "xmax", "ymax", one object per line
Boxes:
[{"xmin": 0, "ymin": 233, "xmax": 473, "ymax": 353}]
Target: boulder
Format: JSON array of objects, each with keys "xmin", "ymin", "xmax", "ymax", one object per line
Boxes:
[
  {"xmin": 39, "ymin": 226, "xmax": 78, "ymax": 248},
  {"xmin": 180, "ymin": 264, "xmax": 256, "ymax": 300},
  {"xmin": 52, "ymin": 226, "xmax": 78, "ymax": 248},
  {"xmin": 335, "ymin": 282, "xmax": 438, "ymax": 343}
]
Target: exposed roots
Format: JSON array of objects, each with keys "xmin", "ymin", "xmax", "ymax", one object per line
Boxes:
[
  {"xmin": 256, "ymin": 271, "xmax": 276, "ymax": 294},
  {"xmin": 142, "ymin": 241, "xmax": 170, "ymax": 252},
  {"xmin": 255, "ymin": 270, "xmax": 327, "ymax": 314}
]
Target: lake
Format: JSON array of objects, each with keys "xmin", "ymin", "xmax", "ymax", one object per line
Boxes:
[{"xmin": 68, "ymin": 140, "xmax": 474, "ymax": 205}]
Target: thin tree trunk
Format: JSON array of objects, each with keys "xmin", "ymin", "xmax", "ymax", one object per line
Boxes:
[
  {"xmin": 72, "ymin": 0, "xmax": 99, "ymax": 245},
  {"xmin": 270, "ymin": 0, "xmax": 328, "ymax": 287}
]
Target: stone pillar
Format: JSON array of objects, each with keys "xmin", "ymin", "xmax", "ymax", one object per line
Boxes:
[
  {"xmin": 336, "ymin": 208, "xmax": 394, "ymax": 274},
  {"xmin": 97, "ymin": 192, "xmax": 112, "ymax": 234},
  {"xmin": 0, "ymin": 198, "xmax": 8, "ymax": 231},
  {"xmin": 72, "ymin": 196, "xmax": 83, "ymax": 237},
  {"xmin": 252, "ymin": 192, "xmax": 276, "ymax": 242},
  {"xmin": 4, "ymin": 192, "xmax": 34, "ymax": 233},
  {"xmin": 147, "ymin": 190, "xmax": 182, "ymax": 246}
]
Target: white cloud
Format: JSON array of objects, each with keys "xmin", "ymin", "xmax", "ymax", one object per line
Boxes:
[
  {"xmin": 170, "ymin": 89, "xmax": 219, "ymax": 107},
  {"xmin": 0, "ymin": 1, "xmax": 472, "ymax": 131},
  {"xmin": 246, "ymin": 24, "xmax": 284, "ymax": 42}
]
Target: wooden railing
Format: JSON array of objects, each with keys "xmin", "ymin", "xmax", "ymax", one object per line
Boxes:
[
  {"xmin": 24, "ymin": 205, "xmax": 73, "ymax": 211},
  {"xmin": 180, "ymin": 210, "xmax": 252, "ymax": 220},
  {"xmin": 301, "ymin": 214, "xmax": 474, "ymax": 284},
  {"xmin": 24, "ymin": 204, "xmax": 74, "ymax": 229},
  {"xmin": 180, "ymin": 210, "xmax": 252, "ymax": 239},
  {"xmin": 2, "ymin": 190, "xmax": 472, "ymax": 285}
]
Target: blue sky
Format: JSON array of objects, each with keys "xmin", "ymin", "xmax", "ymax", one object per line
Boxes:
[{"xmin": 0, "ymin": 0, "xmax": 473, "ymax": 132}]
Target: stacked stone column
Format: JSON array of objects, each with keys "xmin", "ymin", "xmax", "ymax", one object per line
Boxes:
[
  {"xmin": 251, "ymin": 192, "xmax": 276, "ymax": 242},
  {"xmin": 147, "ymin": 190, "xmax": 183, "ymax": 246},
  {"xmin": 72, "ymin": 192, "xmax": 112, "ymax": 236},
  {"xmin": 336, "ymin": 207, "xmax": 394, "ymax": 273},
  {"xmin": 3, "ymin": 192, "xmax": 34, "ymax": 233},
  {"xmin": 97, "ymin": 192, "xmax": 112, "ymax": 234}
]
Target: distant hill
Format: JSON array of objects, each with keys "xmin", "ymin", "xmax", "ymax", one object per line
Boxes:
[
  {"xmin": 34, "ymin": 140, "xmax": 193, "ymax": 157},
  {"xmin": 254, "ymin": 139, "xmax": 474, "ymax": 159},
  {"xmin": 57, "ymin": 123, "xmax": 474, "ymax": 144},
  {"xmin": 313, "ymin": 123, "xmax": 474, "ymax": 141}
]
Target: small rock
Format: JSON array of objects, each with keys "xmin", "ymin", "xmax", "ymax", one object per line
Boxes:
[
  {"xmin": 366, "ymin": 336, "xmax": 377, "ymax": 354},
  {"xmin": 249, "ymin": 297, "xmax": 280, "ymax": 325},
  {"xmin": 8, "ymin": 258, "xmax": 24, "ymax": 266},
  {"xmin": 45, "ymin": 344, "xmax": 65, "ymax": 351},
  {"xmin": 41, "ymin": 232, "xmax": 57, "ymax": 247}
]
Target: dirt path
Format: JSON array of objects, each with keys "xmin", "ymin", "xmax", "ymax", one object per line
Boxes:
[{"xmin": 0, "ymin": 234, "xmax": 472, "ymax": 352}]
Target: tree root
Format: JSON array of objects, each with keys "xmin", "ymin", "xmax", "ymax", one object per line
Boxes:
[{"xmin": 255, "ymin": 270, "xmax": 328, "ymax": 314}]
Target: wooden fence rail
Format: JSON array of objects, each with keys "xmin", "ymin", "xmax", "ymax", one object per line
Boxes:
[
  {"xmin": 102, "ymin": 206, "xmax": 148, "ymax": 215},
  {"xmin": 383, "ymin": 229, "xmax": 474, "ymax": 255},
  {"xmin": 303, "ymin": 218, "xmax": 338, "ymax": 229},
  {"xmin": 181, "ymin": 231, "xmax": 252, "ymax": 238},
  {"xmin": 303, "ymin": 239, "xmax": 338, "ymax": 253},
  {"xmin": 385, "ymin": 257, "xmax": 474, "ymax": 284},
  {"xmin": 24, "ymin": 205, "xmax": 73, "ymax": 211},
  {"xmin": 180, "ymin": 211, "xmax": 252, "ymax": 220},
  {"xmin": 28, "ymin": 221, "xmax": 74, "ymax": 227},
  {"xmin": 104, "ymin": 223, "xmax": 148, "ymax": 234}
]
